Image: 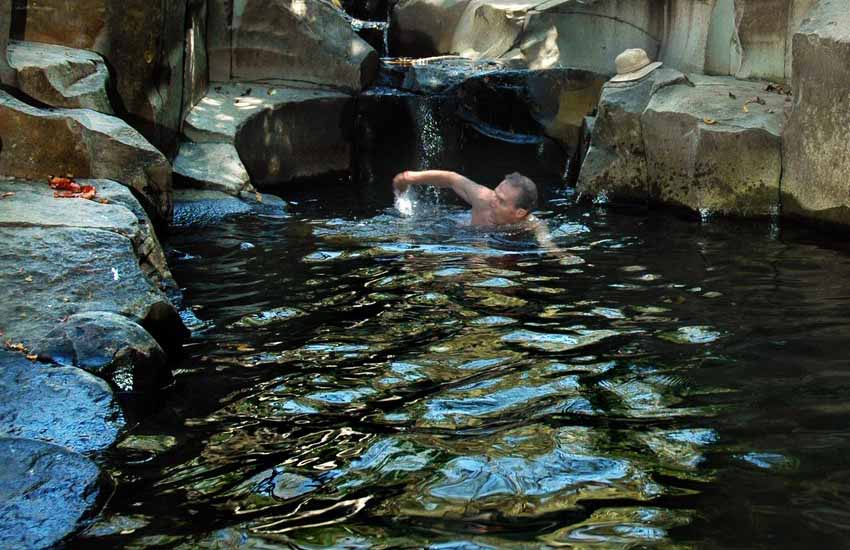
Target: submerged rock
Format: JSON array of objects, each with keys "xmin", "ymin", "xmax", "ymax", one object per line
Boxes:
[
  {"xmin": 782, "ymin": 0, "xmax": 850, "ymax": 226},
  {"xmin": 7, "ymin": 40, "xmax": 112, "ymax": 114},
  {"xmin": 0, "ymin": 350, "xmax": 123, "ymax": 453},
  {"xmin": 172, "ymin": 189, "xmax": 286, "ymax": 226},
  {"xmin": 0, "ymin": 90, "xmax": 172, "ymax": 225},
  {"xmin": 35, "ymin": 312, "xmax": 171, "ymax": 393},
  {"xmin": 0, "ymin": 437, "xmax": 109, "ymax": 550},
  {"xmin": 183, "ymin": 84, "xmax": 353, "ymax": 185},
  {"xmin": 208, "ymin": 0, "xmax": 377, "ymax": 91}
]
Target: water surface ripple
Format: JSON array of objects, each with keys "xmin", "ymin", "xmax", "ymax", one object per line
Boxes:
[{"xmin": 81, "ymin": 190, "xmax": 850, "ymax": 549}]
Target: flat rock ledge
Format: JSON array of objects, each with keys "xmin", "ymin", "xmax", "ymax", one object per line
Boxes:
[
  {"xmin": 183, "ymin": 83, "xmax": 354, "ymax": 186},
  {"xmin": 0, "ymin": 436, "xmax": 110, "ymax": 550},
  {"xmin": 7, "ymin": 40, "xmax": 113, "ymax": 114},
  {"xmin": 579, "ymin": 71, "xmax": 788, "ymax": 216}
]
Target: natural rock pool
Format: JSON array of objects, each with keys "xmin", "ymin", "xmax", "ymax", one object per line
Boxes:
[{"xmin": 79, "ymin": 184, "xmax": 850, "ymax": 548}]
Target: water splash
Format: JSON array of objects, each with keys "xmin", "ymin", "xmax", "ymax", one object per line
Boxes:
[{"xmin": 394, "ymin": 188, "xmax": 414, "ymax": 217}]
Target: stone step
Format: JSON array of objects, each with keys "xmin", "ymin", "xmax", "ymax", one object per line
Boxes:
[{"xmin": 7, "ymin": 40, "xmax": 112, "ymax": 114}]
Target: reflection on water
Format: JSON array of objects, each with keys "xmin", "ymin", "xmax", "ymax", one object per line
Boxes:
[{"xmin": 79, "ymin": 187, "xmax": 850, "ymax": 549}]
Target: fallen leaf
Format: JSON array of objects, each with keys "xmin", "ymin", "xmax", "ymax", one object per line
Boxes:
[
  {"xmin": 255, "ymin": 191, "xmax": 263, "ymax": 203},
  {"xmin": 24, "ymin": 276, "xmax": 33, "ymax": 282},
  {"xmin": 5, "ymin": 341, "xmax": 27, "ymax": 352},
  {"xmin": 49, "ymin": 176, "xmax": 81, "ymax": 193},
  {"xmin": 728, "ymin": 92, "xmax": 737, "ymax": 99},
  {"xmin": 703, "ymin": 117, "xmax": 717, "ymax": 125},
  {"xmin": 26, "ymin": 354, "xmax": 37, "ymax": 361},
  {"xmin": 743, "ymin": 104, "xmax": 749, "ymax": 113},
  {"xmin": 98, "ymin": 198, "xmax": 110, "ymax": 204},
  {"xmin": 0, "ymin": 192, "xmax": 14, "ymax": 199}
]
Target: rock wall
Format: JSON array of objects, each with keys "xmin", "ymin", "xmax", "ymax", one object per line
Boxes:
[
  {"xmin": 207, "ymin": 0, "xmax": 377, "ymax": 92},
  {"xmin": 781, "ymin": 0, "xmax": 850, "ymax": 225},
  {"xmin": 10, "ymin": 0, "xmax": 188, "ymax": 157}
]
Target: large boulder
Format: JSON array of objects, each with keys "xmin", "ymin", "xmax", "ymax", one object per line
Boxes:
[
  {"xmin": 208, "ymin": 0, "xmax": 377, "ymax": 91},
  {"xmin": 173, "ymin": 142, "xmax": 252, "ymax": 196},
  {"xmin": 0, "ymin": 216, "xmax": 185, "ymax": 355},
  {"xmin": 642, "ymin": 75, "xmax": 786, "ymax": 215},
  {"xmin": 34, "ymin": 312, "xmax": 171, "ymax": 394},
  {"xmin": 0, "ymin": 90, "xmax": 172, "ymax": 224},
  {"xmin": 184, "ymin": 84, "xmax": 354, "ymax": 185},
  {"xmin": 781, "ymin": 0, "xmax": 850, "ymax": 226},
  {"xmin": 578, "ymin": 69, "xmax": 689, "ymax": 201},
  {"xmin": 11, "ymin": 0, "xmax": 188, "ymax": 157},
  {"xmin": 0, "ymin": 351, "xmax": 123, "ymax": 453},
  {"xmin": 0, "ymin": 437, "xmax": 110, "ymax": 550},
  {"xmin": 7, "ymin": 40, "xmax": 112, "ymax": 114}
]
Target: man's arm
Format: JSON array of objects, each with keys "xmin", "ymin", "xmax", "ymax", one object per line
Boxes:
[{"xmin": 393, "ymin": 170, "xmax": 491, "ymax": 208}]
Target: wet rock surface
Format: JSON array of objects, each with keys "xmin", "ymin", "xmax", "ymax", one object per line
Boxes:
[
  {"xmin": 207, "ymin": 0, "xmax": 377, "ymax": 91},
  {"xmin": 0, "ymin": 436, "xmax": 109, "ymax": 550},
  {"xmin": 35, "ymin": 312, "xmax": 171, "ymax": 394},
  {"xmin": 0, "ymin": 350, "xmax": 123, "ymax": 453},
  {"xmin": 184, "ymin": 84, "xmax": 354, "ymax": 185},
  {"xmin": 173, "ymin": 189, "xmax": 287, "ymax": 227},
  {"xmin": 7, "ymin": 40, "xmax": 112, "ymax": 113},
  {"xmin": 0, "ymin": 90, "xmax": 172, "ymax": 224},
  {"xmin": 781, "ymin": 0, "xmax": 850, "ymax": 225}
]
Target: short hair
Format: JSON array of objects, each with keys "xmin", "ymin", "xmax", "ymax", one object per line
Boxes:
[{"xmin": 504, "ymin": 172, "xmax": 538, "ymax": 211}]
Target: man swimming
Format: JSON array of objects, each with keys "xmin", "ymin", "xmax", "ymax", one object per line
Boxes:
[{"xmin": 392, "ymin": 170, "xmax": 538, "ymax": 227}]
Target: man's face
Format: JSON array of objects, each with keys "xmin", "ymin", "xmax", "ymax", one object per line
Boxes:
[{"xmin": 489, "ymin": 181, "xmax": 528, "ymax": 225}]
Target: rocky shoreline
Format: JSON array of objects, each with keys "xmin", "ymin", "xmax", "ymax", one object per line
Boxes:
[{"xmin": 0, "ymin": 0, "xmax": 847, "ymax": 546}]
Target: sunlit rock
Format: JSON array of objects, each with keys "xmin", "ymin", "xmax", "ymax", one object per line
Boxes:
[
  {"xmin": 172, "ymin": 188, "xmax": 286, "ymax": 227},
  {"xmin": 208, "ymin": 0, "xmax": 377, "ymax": 92},
  {"xmin": 0, "ymin": 90, "xmax": 172, "ymax": 224},
  {"xmin": 0, "ymin": 437, "xmax": 110, "ymax": 550},
  {"xmin": 7, "ymin": 40, "xmax": 112, "ymax": 114},
  {"xmin": 12, "ymin": 0, "xmax": 188, "ymax": 156},
  {"xmin": 782, "ymin": 0, "xmax": 850, "ymax": 226},
  {"xmin": 643, "ymin": 75, "xmax": 786, "ymax": 216},
  {"xmin": 183, "ymin": 84, "xmax": 353, "ymax": 185},
  {"xmin": 174, "ymin": 142, "xmax": 252, "ymax": 196}
]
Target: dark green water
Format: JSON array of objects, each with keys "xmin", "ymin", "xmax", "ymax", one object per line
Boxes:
[{"xmin": 78, "ymin": 185, "xmax": 850, "ymax": 549}]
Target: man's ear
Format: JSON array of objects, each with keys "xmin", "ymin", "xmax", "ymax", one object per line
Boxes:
[{"xmin": 514, "ymin": 208, "xmax": 529, "ymax": 220}]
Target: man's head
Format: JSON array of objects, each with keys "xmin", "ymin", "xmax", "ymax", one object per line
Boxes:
[{"xmin": 490, "ymin": 172, "xmax": 537, "ymax": 225}]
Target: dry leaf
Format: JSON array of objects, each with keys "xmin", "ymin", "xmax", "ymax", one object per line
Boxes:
[
  {"xmin": 0, "ymin": 192, "xmax": 14, "ymax": 199},
  {"xmin": 743, "ymin": 104, "xmax": 749, "ymax": 113},
  {"xmin": 255, "ymin": 191, "xmax": 263, "ymax": 203},
  {"xmin": 26, "ymin": 354, "xmax": 37, "ymax": 361},
  {"xmin": 24, "ymin": 276, "xmax": 33, "ymax": 283},
  {"xmin": 703, "ymin": 117, "xmax": 717, "ymax": 125}
]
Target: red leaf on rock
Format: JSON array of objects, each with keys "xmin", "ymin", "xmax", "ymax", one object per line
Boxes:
[{"xmin": 49, "ymin": 176, "xmax": 81, "ymax": 193}]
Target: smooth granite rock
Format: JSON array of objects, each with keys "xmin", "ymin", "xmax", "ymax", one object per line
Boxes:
[
  {"xmin": 0, "ymin": 90, "xmax": 172, "ymax": 225},
  {"xmin": 35, "ymin": 312, "xmax": 171, "ymax": 393},
  {"xmin": 208, "ymin": 0, "xmax": 377, "ymax": 91},
  {"xmin": 0, "ymin": 437, "xmax": 109, "ymax": 550},
  {"xmin": 782, "ymin": 0, "xmax": 850, "ymax": 226},
  {"xmin": 12, "ymin": 0, "xmax": 188, "ymax": 157},
  {"xmin": 642, "ymin": 75, "xmax": 786, "ymax": 215},
  {"xmin": 0, "ymin": 351, "xmax": 123, "ymax": 453},
  {"xmin": 7, "ymin": 40, "xmax": 112, "ymax": 113},
  {"xmin": 173, "ymin": 142, "xmax": 252, "ymax": 196},
  {"xmin": 184, "ymin": 84, "xmax": 354, "ymax": 185}
]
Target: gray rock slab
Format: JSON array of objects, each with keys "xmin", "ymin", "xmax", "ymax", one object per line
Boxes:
[
  {"xmin": 0, "ymin": 179, "xmax": 176, "ymax": 294},
  {"xmin": 782, "ymin": 0, "xmax": 850, "ymax": 225},
  {"xmin": 35, "ymin": 311, "xmax": 171, "ymax": 393},
  {"xmin": 0, "ymin": 436, "xmax": 109, "ymax": 550},
  {"xmin": 173, "ymin": 142, "xmax": 252, "ymax": 196},
  {"xmin": 0, "ymin": 224, "xmax": 185, "ymax": 353},
  {"xmin": 183, "ymin": 84, "xmax": 354, "ymax": 184},
  {"xmin": 7, "ymin": 39, "xmax": 113, "ymax": 114},
  {"xmin": 0, "ymin": 350, "xmax": 123, "ymax": 453},
  {"xmin": 0, "ymin": 90, "xmax": 172, "ymax": 225},
  {"xmin": 173, "ymin": 188, "xmax": 286, "ymax": 227},
  {"xmin": 642, "ymin": 74, "xmax": 787, "ymax": 216}
]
